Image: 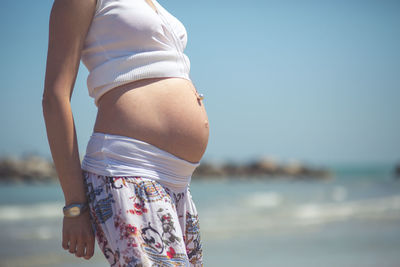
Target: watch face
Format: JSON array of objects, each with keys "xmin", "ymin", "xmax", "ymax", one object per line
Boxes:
[{"xmin": 69, "ymin": 206, "xmax": 80, "ymax": 216}]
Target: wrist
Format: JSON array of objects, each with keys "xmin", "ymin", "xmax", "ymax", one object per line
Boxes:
[
  {"xmin": 64, "ymin": 195, "xmax": 88, "ymax": 206},
  {"xmin": 63, "ymin": 202, "xmax": 89, "ymax": 218},
  {"xmin": 65, "ymin": 199, "xmax": 87, "ymax": 206}
]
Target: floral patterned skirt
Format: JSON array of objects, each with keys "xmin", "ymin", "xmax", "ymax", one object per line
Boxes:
[{"xmin": 82, "ymin": 170, "xmax": 203, "ymax": 267}]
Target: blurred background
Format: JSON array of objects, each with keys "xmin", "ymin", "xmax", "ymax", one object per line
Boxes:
[{"xmin": 1, "ymin": 0, "xmax": 400, "ymax": 266}]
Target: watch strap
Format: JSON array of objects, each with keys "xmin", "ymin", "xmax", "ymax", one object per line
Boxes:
[{"xmin": 63, "ymin": 203, "xmax": 88, "ymax": 217}]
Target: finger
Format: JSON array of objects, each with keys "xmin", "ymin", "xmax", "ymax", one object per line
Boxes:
[
  {"xmin": 68, "ymin": 237, "xmax": 77, "ymax": 254},
  {"xmin": 84, "ymin": 238, "xmax": 95, "ymax": 260},
  {"xmin": 62, "ymin": 232, "xmax": 69, "ymax": 250},
  {"xmin": 75, "ymin": 239, "xmax": 85, "ymax": 258}
]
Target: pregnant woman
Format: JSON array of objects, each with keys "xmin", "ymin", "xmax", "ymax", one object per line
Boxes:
[{"xmin": 42, "ymin": 0, "xmax": 209, "ymax": 266}]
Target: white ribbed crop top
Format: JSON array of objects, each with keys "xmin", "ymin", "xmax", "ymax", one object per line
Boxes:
[{"xmin": 81, "ymin": 0, "xmax": 191, "ymax": 106}]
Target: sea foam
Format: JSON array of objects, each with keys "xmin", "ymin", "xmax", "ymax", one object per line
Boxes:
[{"xmin": 0, "ymin": 202, "xmax": 63, "ymax": 221}]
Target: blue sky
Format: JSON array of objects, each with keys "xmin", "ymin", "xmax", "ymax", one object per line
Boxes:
[{"xmin": 0, "ymin": 0, "xmax": 399, "ymax": 166}]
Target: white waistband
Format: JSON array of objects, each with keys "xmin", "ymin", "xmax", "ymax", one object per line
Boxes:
[{"xmin": 81, "ymin": 132, "xmax": 200, "ymax": 191}]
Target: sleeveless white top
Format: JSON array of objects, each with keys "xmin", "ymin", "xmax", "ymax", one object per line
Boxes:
[{"xmin": 81, "ymin": 0, "xmax": 191, "ymax": 106}]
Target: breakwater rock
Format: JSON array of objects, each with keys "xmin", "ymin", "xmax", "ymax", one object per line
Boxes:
[
  {"xmin": 395, "ymin": 163, "xmax": 400, "ymax": 178},
  {"xmin": 0, "ymin": 155, "xmax": 332, "ymax": 183},
  {"xmin": 0, "ymin": 155, "xmax": 57, "ymax": 183},
  {"xmin": 193, "ymin": 158, "xmax": 332, "ymax": 179}
]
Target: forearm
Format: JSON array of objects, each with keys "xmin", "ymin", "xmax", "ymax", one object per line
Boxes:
[{"xmin": 42, "ymin": 95, "xmax": 87, "ymax": 205}]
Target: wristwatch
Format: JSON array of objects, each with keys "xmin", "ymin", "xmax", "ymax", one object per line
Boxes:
[{"xmin": 63, "ymin": 203, "xmax": 88, "ymax": 218}]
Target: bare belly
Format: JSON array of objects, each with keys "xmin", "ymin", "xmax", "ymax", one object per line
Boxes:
[{"xmin": 93, "ymin": 78, "xmax": 209, "ymax": 163}]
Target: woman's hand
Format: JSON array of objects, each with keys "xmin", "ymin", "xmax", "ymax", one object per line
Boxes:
[{"xmin": 62, "ymin": 211, "xmax": 95, "ymax": 260}]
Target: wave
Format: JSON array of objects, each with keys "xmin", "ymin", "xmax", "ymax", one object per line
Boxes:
[
  {"xmin": 294, "ymin": 195, "xmax": 400, "ymax": 225},
  {"xmin": 0, "ymin": 202, "xmax": 63, "ymax": 221},
  {"xmin": 199, "ymin": 193, "xmax": 400, "ymax": 239},
  {"xmin": 244, "ymin": 191, "xmax": 284, "ymax": 208}
]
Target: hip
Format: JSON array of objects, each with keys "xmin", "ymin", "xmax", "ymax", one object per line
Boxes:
[{"xmin": 93, "ymin": 77, "xmax": 209, "ymax": 163}]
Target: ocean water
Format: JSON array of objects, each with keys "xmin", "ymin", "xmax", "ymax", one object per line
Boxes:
[{"xmin": 0, "ymin": 164, "xmax": 399, "ymax": 267}]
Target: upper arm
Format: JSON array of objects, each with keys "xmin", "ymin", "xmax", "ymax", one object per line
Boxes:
[{"xmin": 43, "ymin": 0, "xmax": 97, "ymax": 102}]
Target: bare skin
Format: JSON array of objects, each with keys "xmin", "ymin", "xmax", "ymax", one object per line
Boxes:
[
  {"xmin": 42, "ymin": 0, "xmax": 209, "ymax": 261},
  {"xmin": 95, "ymin": 77, "xmax": 209, "ymax": 163}
]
